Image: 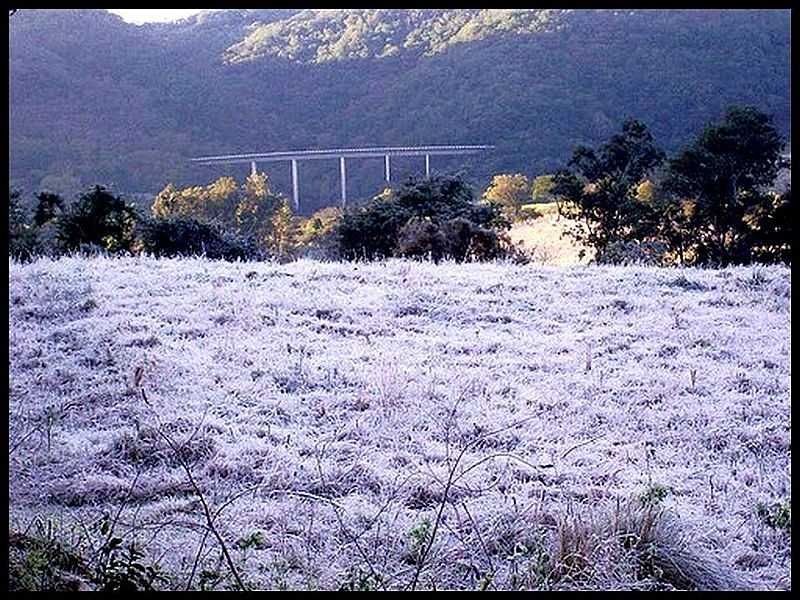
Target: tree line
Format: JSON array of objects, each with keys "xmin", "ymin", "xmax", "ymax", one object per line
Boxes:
[
  {"xmin": 8, "ymin": 105, "xmax": 791, "ymax": 267},
  {"xmin": 551, "ymin": 105, "xmax": 791, "ymax": 266},
  {"xmin": 481, "ymin": 105, "xmax": 790, "ymax": 266},
  {"xmin": 8, "ymin": 171, "xmax": 521, "ymax": 264}
]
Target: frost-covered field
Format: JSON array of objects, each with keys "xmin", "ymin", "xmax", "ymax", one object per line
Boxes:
[{"xmin": 9, "ymin": 256, "xmax": 791, "ymax": 590}]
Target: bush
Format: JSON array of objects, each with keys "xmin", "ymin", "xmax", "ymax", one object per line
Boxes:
[
  {"xmin": 595, "ymin": 240, "xmax": 668, "ymax": 266},
  {"xmin": 755, "ymin": 500, "xmax": 791, "ymax": 532},
  {"xmin": 9, "ymin": 528, "xmax": 90, "ymax": 591},
  {"xmin": 396, "ymin": 216, "xmax": 529, "ymax": 263},
  {"xmin": 337, "ymin": 175, "xmax": 509, "ymax": 261},
  {"xmin": 57, "ymin": 186, "xmax": 138, "ymax": 254},
  {"xmin": 135, "ymin": 216, "xmax": 265, "ymax": 261},
  {"xmin": 395, "ymin": 218, "xmax": 449, "ymax": 262},
  {"xmin": 299, "ymin": 206, "xmax": 343, "ymax": 245},
  {"xmin": 9, "ymin": 190, "xmax": 39, "ymax": 261},
  {"xmin": 746, "ymin": 188, "xmax": 792, "ymax": 264},
  {"xmin": 9, "ymin": 190, "xmax": 73, "ymax": 260},
  {"xmin": 33, "ymin": 192, "xmax": 65, "ymax": 228},
  {"xmin": 296, "ymin": 206, "xmax": 343, "ymax": 260}
]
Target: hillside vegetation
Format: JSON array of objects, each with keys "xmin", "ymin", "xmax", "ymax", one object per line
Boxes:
[
  {"xmin": 9, "ymin": 9, "xmax": 790, "ymax": 209},
  {"xmin": 9, "ymin": 256, "xmax": 791, "ymax": 590}
]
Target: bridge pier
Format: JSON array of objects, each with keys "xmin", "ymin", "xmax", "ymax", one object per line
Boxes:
[
  {"xmin": 340, "ymin": 156, "xmax": 347, "ymax": 208},
  {"xmin": 291, "ymin": 159, "xmax": 299, "ymax": 211},
  {"xmin": 191, "ymin": 145, "xmax": 494, "ymax": 210}
]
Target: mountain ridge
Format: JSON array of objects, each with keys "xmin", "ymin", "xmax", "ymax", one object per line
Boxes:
[{"xmin": 9, "ymin": 9, "xmax": 790, "ymax": 212}]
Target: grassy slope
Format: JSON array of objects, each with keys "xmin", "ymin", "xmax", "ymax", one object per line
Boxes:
[
  {"xmin": 8, "ymin": 256, "xmax": 791, "ymax": 590},
  {"xmin": 509, "ymin": 206, "xmax": 592, "ymax": 266}
]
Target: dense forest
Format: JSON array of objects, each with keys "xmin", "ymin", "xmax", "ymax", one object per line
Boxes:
[{"xmin": 9, "ymin": 9, "xmax": 790, "ymax": 213}]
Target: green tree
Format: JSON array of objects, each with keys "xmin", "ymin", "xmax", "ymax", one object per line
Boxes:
[
  {"xmin": 648, "ymin": 191, "xmax": 699, "ymax": 265},
  {"xmin": 32, "ymin": 192, "xmax": 64, "ymax": 227},
  {"xmin": 298, "ymin": 206, "xmax": 343, "ymax": 245},
  {"xmin": 153, "ymin": 175, "xmax": 285, "ymax": 251},
  {"xmin": 268, "ymin": 200, "xmax": 299, "ymax": 259},
  {"xmin": 152, "ymin": 177, "xmax": 239, "ymax": 226},
  {"xmin": 338, "ymin": 175, "xmax": 508, "ymax": 260},
  {"xmin": 663, "ymin": 105, "xmax": 785, "ymax": 265},
  {"xmin": 482, "ymin": 173, "xmax": 531, "ymax": 221},
  {"xmin": 745, "ymin": 187, "xmax": 792, "ymax": 264},
  {"xmin": 57, "ymin": 186, "xmax": 138, "ymax": 253},
  {"xmin": 151, "ymin": 184, "xmax": 182, "ymax": 220},
  {"xmin": 201, "ymin": 176, "xmax": 240, "ymax": 225},
  {"xmin": 552, "ymin": 119, "xmax": 665, "ymax": 258},
  {"xmin": 530, "ymin": 174, "xmax": 556, "ymax": 203},
  {"xmin": 9, "ymin": 188, "xmax": 38, "ymax": 259},
  {"xmin": 236, "ymin": 172, "xmax": 283, "ymax": 243},
  {"xmin": 242, "ymin": 171, "xmax": 270, "ymax": 200}
]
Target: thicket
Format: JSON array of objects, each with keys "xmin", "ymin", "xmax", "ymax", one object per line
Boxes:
[
  {"xmin": 8, "ymin": 178, "xmax": 280, "ymax": 263},
  {"xmin": 552, "ymin": 106, "xmax": 791, "ymax": 266},
  {"xmin": 336, "ymin": 175, "xmax": 523, "ymax": 262},
  {"xmin": 8, "ymin": 186, "xmax": 266, "ymax": 260},
  {"xmin": 134, "ymin": 217, "xmax": 265, "ymax": 262},
  {"xmin": 55, "ymin": 186, "xmax": 139, "ymax": 254},
  {"xmin": 8, "ymin": 189, "xmax": 39, "ymax": 260}
]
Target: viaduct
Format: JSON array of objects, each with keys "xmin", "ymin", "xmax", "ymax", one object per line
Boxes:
[{"xmin": 190, "ymin": 145, "xmax": 494, "ymax": 210}]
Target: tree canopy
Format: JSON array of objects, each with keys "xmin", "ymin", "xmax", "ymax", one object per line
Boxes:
[
  {"xmin": 663, "ymin": 106, "xmax": 785, "ymax": 265},
  {"xmin": 482, "ymin": 174, "xmax": 531, "ymax": 221},
  {"xmin": 552, "ymin": 119, "xmax": 665, "ymax": 257},
  {"xmin": 553, "ymin": 106, "xmax": 789, "ymax": 266}
]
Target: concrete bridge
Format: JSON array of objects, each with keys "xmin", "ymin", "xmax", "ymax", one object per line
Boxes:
[{"xmin": 190, "ymin": 145, "xmax": 494, "ymax": 210}]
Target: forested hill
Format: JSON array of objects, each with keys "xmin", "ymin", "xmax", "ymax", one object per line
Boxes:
[{"xmin": 9, "ymin": 9, "xmax": 790, "ymax": 213}]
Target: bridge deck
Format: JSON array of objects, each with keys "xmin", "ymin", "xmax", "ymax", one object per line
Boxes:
[
  {"xmin": 190, "ymin": 144, "xmax": 494, "ymax": 209},
  {"xmin": 191, "ymin": 145, "xmax": 494, "ymax": 165}
]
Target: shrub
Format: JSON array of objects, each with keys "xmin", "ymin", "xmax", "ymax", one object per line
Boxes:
[
  {"xmin": 135, "ymin": 216, "xmax": 265, "ymax": 262},
  {"xmin": 9, "ymin": 522, "xmax": 90, "ymax": 591},
  {"xmin": 438, "ymin": 216, "xmax": 475, "ymax": 261},
  {"xmin": 299, "ymin": 206, "xmax": 343, "ymax": 245},
  {"xmin": 595, "ymin": 240, "xmax": 668, "ymax": 266},
  {"xmin": 455, "ymin": 220, "xmax": 525, "ymax": 263},
  {"xmin": 9, "ymin": 189, "xmax": 39, "ymax": 260},
  {"xmin": 395, "ymin": 217, "xmax": 449, "ymax": 262},
  {"xmin": 755, "ymin": 500, "xmax": 791, "ymax": 532},
  {"xmin": 92, "ymin": 529, "xmax": 164, "ymax": 592},
  {"xmin": 518, "ymin": 204, "xmax": 543, "ymax": 222},
  {"xmin": 482, "ymin": 173, "xmax": 532, "ymax": 222},
  {"xmin": 640, "ymin": 484, "xmax": 670, "ymax": 506},
  {"xmin": 395, "ymin": 216, "xmax": 527, "ymax": 263},
  {"xmin": 441, "ymin": 217, "xmax": 528, "ymax": 263},
  {"xmin": 33, "ymin": 192, "xmax": 65, "ymax": 228},
  {"xmin": 337, "ymin": 175, "xmax": 509, "ymax": 261},
  {"xmin": 56, "ymin": 186, "xmax": 138, "ymax": 254}
]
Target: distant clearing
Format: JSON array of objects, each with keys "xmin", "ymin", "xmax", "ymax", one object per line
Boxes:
[{"xmin": 510, "ymin": 207, "xmax": 591, "ymax": 266}]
